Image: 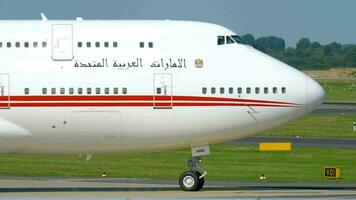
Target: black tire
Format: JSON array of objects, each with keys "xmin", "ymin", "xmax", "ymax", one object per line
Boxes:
[{"xmin": 179, "ymin": 171, "xmax": 200, "ymax": 191}]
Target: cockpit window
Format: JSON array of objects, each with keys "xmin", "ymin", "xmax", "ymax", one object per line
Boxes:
[
  {"xmin": 231, "ymin": 35, "xmax": 248, "ymax": 45},
  {"xmin": 217, "ymin": 36, "xmax": 225, "ymax": 45},
  {"xmin": 226, "ymin": 36, "xmax": 234, "ymax": 44},
  {"xmin": 217, "ymin": 35, "xmax": 249, "ymax": 46}
]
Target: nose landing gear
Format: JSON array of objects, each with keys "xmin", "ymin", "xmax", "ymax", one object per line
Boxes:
[{"xmin": 179, "ymin": 145, "xmax": 209, "ymax": 191}]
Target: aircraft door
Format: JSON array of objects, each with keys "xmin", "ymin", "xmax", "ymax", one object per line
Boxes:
[
  {"xmin": 153, "ymin": 73, "xmax": 172, "ymax": 109},
  {"xmin": 52, "ymin": 24, "xmax": 73, "ymax": 61},
  {"xmin": 0, "ymin": 74, "xmax": 10, "ymax": 108}
]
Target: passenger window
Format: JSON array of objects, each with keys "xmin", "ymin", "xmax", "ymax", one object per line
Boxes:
[
  {"xmin": 87, "ymin": 88, "xmax": 92, "ymax": 94},
  {"xmin": 202, "ymin": 87, "xmax": 207, "ymax": 94},
  {"xmin": 0, "ymin": 42, "xmax": 2, "ymax": 48},
  {"xmin": 264, "ymin": 87, "xmax": 269, "ymax": 94},
  {"xmin": 78, "ymin": 88, "xmax": 83, "ymax": 94},
  {"xmin": 217, "ymin": 36, "xmax": 225, "ymax": 45},
  {"xmin": 273, "ymin": 87, "xmax": 277, "ymax": 94},
  {"xmin": 7, "ymin": 42, "xmax": 11, "ymax": 48},
  {"xmin": 104, "ymin": 42, "xmax": 109, "ymax": 48},
  {"xmin": 86, "ymin": 42, "xmax": 91, "ymax": 48},
  {"xmin": 96, "ymin": 88, "xmax": 100, "ymax": 94},
  {"xmin": 226, "ymin": 36, "xmax": 234, "ymax": 44},
  {"xmin": 51, "ymin": 88, "xmax": 56, "ymax": 94},
  {"xmin": 211, "ymin": 87, "xmax": 216, "ymax": 94},
  {"xmin": 69, "ymin": 88, "xmax": 74, "ymax": 94},
  {"xmin": 15, "ymin": 42, "xmax": 20, "ymax": 48},
  {"xmin": 255, "ymin": 87, "xmax": 260, "ymax": 94},
  {"xmin": 246, "ymin": 87, "xmax": 251, "ymax": 94},
  {"xmin": 104, "ymin": 88, "xmax": 110, "ymax": 94},
  {"xmin": 60, "ymin": 88, "xmax": 65, "ymax": 94},
  {"xmin": 282, "ymin": 87, "xmax": 286, "ymax": 94},
  {"xmin": 113, "ymin": 87, "xmax": 119, "ymax": 94},
  {"xmin": 33, "ymin": 42, "xmax": 38, "ymax": 48},
  {"xmin": 140, "ymin": 42, "xmax": 144, "ymax": 48},
  {"xmin": 42, "ymin": 88, "xmax": 47, "ymax": 94},
  {"xmin": 148, "ymin": 42, "xmax": 153, "ymax": 48},
  {"xmin": 156, "ymin": 87, "xmax": 161, "ymax": 94},
  {"xmin": 24, "ymin": 42, "xmax": 29, "ymax": 48},
  {"xmin": 229, "ymin": 87, "xmax": 233, "ymax": 94},
  {"xmin": 237, "ymin": 87, "xmax": 242, "ymax": 94},
  {"xmin": 24, "ymin": 88, "xmax": 30, "ymax": 95},
  {"xmin": 122, "ymin": 88, "xmax": 127, "ymax": 94},
  {"xmin": 95, "ymin": 42, "xmax": 100, "ymax": 48},
  {"xmin": 113, "ymin": 42, "xmax": 118, "ymax": 48},
  {"xmin": 220, "ymin": 87, "xmax": 225, "ymax": 94},
  {"xmin": 78, "ymin": 42, "xmax": 82, "ymax": 48},
  {"xmin": 42, "ymin": 42, "xmax": 47, "ymax": 48}
]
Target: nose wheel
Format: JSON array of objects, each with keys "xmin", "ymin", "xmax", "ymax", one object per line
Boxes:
[{"xmin": 179, "ymin": 171, "xmax": 205, "ymax": 191}]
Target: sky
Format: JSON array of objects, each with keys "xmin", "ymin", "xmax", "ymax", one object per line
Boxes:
[{"xmin": 0, "ymin": 0, "xmax": 355, "ymax": 47}]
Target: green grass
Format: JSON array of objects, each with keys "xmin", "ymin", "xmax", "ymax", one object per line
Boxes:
[
  {"xmin": 262, "ymin": 114, "xmax": 356, "ymax": 138},
  {"xmin": 317, "ymin": 79, "xmax": 356, "ymax": 103},
  {"xmin": 0, "ymin": 145, "xmax": 355, "ymax": 183}
]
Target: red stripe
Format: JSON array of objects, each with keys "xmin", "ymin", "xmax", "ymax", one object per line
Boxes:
[
  {"xmin": 173, "ymin": 96, "xmax": 296, "ymax": 105},
  {"xmin": 0, "ymin": 95, "xmax": 299, "ymax": 106},
  {"xmin": 175, "ymin": 103, "xmax": 295, "ymax": 107},
  {"xmin": 0, "ymin": 102, "xmax": 297, "ymax": 108}
]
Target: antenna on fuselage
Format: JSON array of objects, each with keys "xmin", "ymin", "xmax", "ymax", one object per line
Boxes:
[{"xmin": 40, "ymin": 12, "xmax": 48, "ymax": 21}]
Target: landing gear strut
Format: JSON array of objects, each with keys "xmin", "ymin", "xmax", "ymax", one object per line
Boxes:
[{"xmin": 179, "ymin": 145, "xmax": 209, "ymax": 191}]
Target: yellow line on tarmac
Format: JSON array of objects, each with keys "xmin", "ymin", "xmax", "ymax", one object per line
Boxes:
[{"xmin": 259, "ymin": 142, "xmax": 292, "ymax": 151}]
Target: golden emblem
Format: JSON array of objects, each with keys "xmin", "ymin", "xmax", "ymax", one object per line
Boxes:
[{"xmin": 195, "ymin": 58, "xmax": 204, "ymax": 68}]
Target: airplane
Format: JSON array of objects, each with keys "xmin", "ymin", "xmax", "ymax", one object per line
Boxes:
[{"xmin": 0, "ymin": 14, "xmax": 324, "ymax": 191}]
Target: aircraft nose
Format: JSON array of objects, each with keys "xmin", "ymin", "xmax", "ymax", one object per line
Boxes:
[{"xmin": 307, "ymin": 77, "xmax": 325, "ymax": 113}]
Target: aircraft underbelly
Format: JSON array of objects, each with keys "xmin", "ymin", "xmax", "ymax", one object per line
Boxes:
[{"xmin": 0, "ymin": 105, "xmax": 303, "ymax": 154}]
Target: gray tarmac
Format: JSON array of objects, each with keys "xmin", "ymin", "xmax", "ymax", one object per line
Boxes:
[
  {"xmin": 0, "ymin": 178, "xmax": 356, "ymax": 199},
  {"xmin": 230, "ymin": 136, "xmax": 356, "ymax": 148},
  {"xmin": 313, "ymin": 102, "xmax": 356, "ymax": 115}
]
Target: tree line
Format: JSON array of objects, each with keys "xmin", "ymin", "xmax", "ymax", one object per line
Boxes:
[{"xmin": 241, "ymin": 34, "xmax": 356, "ymax": 70}]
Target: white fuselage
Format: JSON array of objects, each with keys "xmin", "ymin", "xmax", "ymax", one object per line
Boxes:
[{"xmin": 0, "ymin": 20, "xmax": 324, "ymax": 154}]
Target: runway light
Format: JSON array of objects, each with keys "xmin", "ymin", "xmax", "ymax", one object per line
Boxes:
[
  {"xmin": 102, "ymin": 172, "xmax": 107, "ymax": 177},
  {"xmin": 259, "ymin": 174, "xmax": 266, "ymax": 180}
]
